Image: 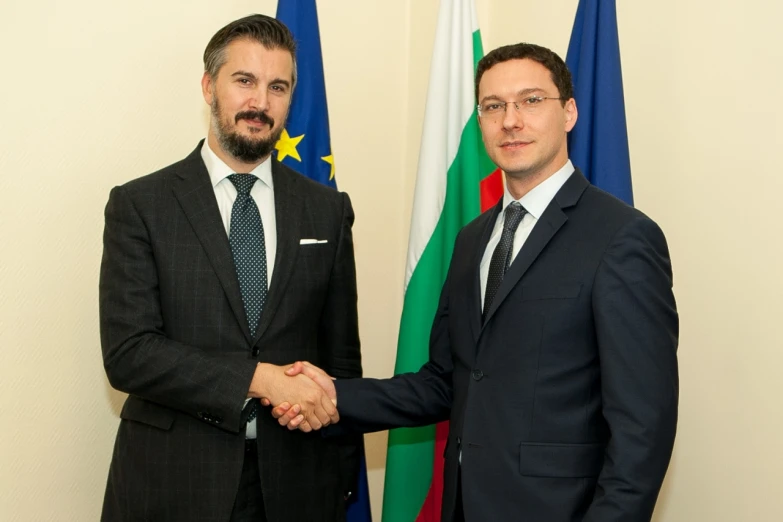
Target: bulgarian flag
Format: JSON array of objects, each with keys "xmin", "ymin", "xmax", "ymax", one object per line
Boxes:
[{"xmin": 381, "ymin": 0, "xmax": 501, "ymax": 520}]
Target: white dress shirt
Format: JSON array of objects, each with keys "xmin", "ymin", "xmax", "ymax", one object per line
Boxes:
[
  {"xmin": 200, "ymin": 141, "xmax": 277, "ymax": 439},
  {"xmin": 200, "ymin": 141, "xmax": 277, "ymax": 287},
  {"xmin": 479, "ymin": 160, "xmax": 575, "ymax": 311}
]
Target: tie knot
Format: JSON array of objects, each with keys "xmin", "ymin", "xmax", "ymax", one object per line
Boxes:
[
  {"xmin": 228, "ymin": 174, "xmax": 258, "ymax": 196},
  {"xmin": 503, "ymin": 201, "xmax": 527, "ymax": 232}
]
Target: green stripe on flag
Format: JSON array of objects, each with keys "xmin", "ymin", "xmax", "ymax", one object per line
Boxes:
[{"xmin": 381, "ymin": 27, "xmax": 496, "ymax": 522}]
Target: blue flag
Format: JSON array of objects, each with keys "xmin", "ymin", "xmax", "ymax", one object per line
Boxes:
[
  {"xmin": 565, "ymin": 0, "xmax": 634, "ymax": 205},
  {"xmin": 275, "ymin": 0, "xmax": 336, "ymax": 187},
  {"xmin": 275, "ymin": 1, "xmax": 373, "ymax": 521}
]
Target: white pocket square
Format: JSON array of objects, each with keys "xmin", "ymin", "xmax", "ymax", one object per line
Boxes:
[{"xmin": 299, "ymin": 239, "xmax": 328, "ymax": 245}]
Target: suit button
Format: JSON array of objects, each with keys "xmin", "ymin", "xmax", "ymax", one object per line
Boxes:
[
  {"xmin": 251, "ymin": 346, "xmax": 260, "ymax": 357},
  {"xmin": 471, "ymin": 369, "xmax": 484, "ymax": 381},
  {"xmin": 197, "ymin": 411, "xmax": 206, "ymax": 420}
]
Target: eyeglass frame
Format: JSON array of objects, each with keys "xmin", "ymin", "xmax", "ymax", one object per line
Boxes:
[{"xmin": 476, "ymin": 95, "xmax": 567, "ymax": 118}]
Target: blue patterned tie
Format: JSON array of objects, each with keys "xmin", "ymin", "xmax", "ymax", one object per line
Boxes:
[
  {"xmin": 483, "ymin": 201, "xmax": 527, "ymax": 322},
  {"xmin": 228, "ymin": 174, "xmax": 267, "ymax": 423},
  {"xmin": 228, "ymin": 174, "xmax": 268, "ymax": 336}
]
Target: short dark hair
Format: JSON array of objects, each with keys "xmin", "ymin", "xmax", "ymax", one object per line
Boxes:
[
  {"xmin": 203, "ymin": 14, "xmax": 297, "ymax": 87},
  {"xmin": 475, "ymin": 43, "xmax": 573, "ymax": 105}
]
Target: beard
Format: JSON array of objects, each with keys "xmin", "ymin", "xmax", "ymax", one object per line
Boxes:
[{"xmin": 211, "ymin": 98, "xmax": 285, "ymax": 163}]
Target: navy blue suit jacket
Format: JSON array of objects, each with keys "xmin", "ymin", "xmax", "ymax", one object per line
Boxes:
[{"xmin": 336, "ymin": 170, "xmax": 678, "ymax": 522}]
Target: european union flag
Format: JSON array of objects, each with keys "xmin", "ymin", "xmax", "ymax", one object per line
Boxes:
[
  {"xmin": 275, "ymin": 0, "xmax": 336, "ymax": 188},
  {"xmin": 275, "ymin": 1, "xmax": 372, "ymax": 521},
  {"xmin": 566, "ymin": 0, "xmax": 634, "ymax": 205}
]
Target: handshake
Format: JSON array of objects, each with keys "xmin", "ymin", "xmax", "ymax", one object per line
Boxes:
[{"xmin": 250, "ymin": 361, "xmax": 337, "ymax": 432}]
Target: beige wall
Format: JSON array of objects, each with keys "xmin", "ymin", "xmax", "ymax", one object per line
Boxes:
[{"xmin": 1, "ymin": 0, "xmax": 781, "ymax": 520}]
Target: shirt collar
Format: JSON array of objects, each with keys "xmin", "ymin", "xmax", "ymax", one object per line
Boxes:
[
  {"xmin": 502, "ymin": 160, "xmax": 575, "ymax": 219},
  {"xmin": 200, "ymin": 139, "xmax": 274, "ymax": 190}
]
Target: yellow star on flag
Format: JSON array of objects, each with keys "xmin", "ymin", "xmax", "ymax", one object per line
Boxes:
[
  {"xmin": 275, "ymin": 129, "xmax": 304, "ymax": 162},
  {"xmin": 321, "ymin": 154, "xmax": 335, "ymax": 180}
]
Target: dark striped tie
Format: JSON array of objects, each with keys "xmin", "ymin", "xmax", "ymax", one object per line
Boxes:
[{"xmin": 483, "ymin": 201, "xmax": 527, "ymax": 322}]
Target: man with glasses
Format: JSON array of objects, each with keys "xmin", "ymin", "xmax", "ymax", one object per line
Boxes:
[{"xmin": 276, "ymin": 43, "xmax": 679, "ymax": 522}]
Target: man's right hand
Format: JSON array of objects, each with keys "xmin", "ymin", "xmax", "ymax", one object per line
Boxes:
[
  {"xmin": 261, "ymin": 361, "xmax": 336, "ymax": 431},
  {"xmin": 249, "ymin": 362, "xmax": 338, "ymax": 431}
]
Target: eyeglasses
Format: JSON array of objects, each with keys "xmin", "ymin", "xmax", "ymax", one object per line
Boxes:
[{"xmin": 477, "ymin": 96, "xmax": 565, "ymax": 118}]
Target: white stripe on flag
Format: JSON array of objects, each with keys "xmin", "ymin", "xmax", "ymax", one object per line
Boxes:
[{"xmin": 404, "ymin": 0, "xmax": 480, "ymax": 289}]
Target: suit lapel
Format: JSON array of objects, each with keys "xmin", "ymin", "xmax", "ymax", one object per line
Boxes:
[
  {"xmin": 469, "ymin": 202, "xmax": 503, "ymax": 343},
  {"xmin": 253, "ymin": 160, "xmax": 301, "ymax": 343},
  {"xmin": 171, "ymin": 143, "xmax": 253, "ymax": 344},
  {"xmin": 481, "ymin": 171, "xmax": 589, "ymax": 327}
]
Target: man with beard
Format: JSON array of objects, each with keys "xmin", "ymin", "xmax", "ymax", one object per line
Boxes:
[{"xmin": 99, "ymin": 14, "xmax": 362, "ymax": 522}]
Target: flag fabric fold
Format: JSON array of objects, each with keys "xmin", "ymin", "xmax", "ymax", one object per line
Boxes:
[
  {"xmin": 565, "ymin": 0, "xmax": 634, "ymax": 204},
  {"xmin": 275, "ymin": 1, "xmax": 372, "ymax": 520},
  {"xmin": 382, "ymin": 1, "xmax": 497, "ymax": 520},
  {"xmin": 275, "ymin": 0, "xmax": 337, "ymax": 188}
]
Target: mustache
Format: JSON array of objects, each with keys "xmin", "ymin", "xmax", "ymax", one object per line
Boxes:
[{"xmin": 235, "ymin": 111, "xmax": 274, "ymax": 127}]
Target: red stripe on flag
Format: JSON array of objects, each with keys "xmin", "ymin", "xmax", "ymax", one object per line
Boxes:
[
  {"xmin": 480, "ymin": 168, "xmax": 503, "ymax": 212},
  {"xmin": 415, "ymin": 167, "xmax": 503, "ymax": 521},
  {"xmin": 414, "ymin": 421, "xmax": 449, "ymax": 522}
]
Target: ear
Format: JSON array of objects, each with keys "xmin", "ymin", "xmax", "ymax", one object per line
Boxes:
[
  {"xmin": 201, "ymin": 72, "xmax": 214, "ymax": 106},
  {"xmin": 476, "ymin": 113, "xmax": 490, "ymax": 145},
  {"xmin": 564, "ymin": 98, "xmax": 578, "ymax": 132},
  {"xmin": 476, "ymin": 103, "xmax": 488, "ymax": 133}
]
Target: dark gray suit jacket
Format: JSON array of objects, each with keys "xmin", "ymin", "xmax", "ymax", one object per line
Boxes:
[
  {"xmin": 335, "ymin": 170, "xmax": 678, "ymax": 522},
  {"xmin": 100, "ymin": 142, "xmax": 362, "ymax": 522}
]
